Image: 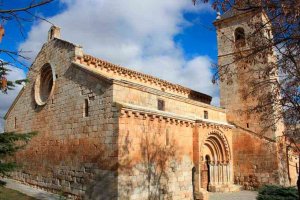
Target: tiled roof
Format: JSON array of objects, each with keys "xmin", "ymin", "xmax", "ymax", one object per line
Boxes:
[
  {"xmin": 217, "ymin": 5, "xmax": 258, "ymax": 21},
  {"xmin": 75, "ymin": 54, "xmax": 212, "ymax": 104}
]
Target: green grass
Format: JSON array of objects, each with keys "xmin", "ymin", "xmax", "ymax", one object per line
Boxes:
[{"xmin": 0, "ymin": 186, "xmax": 37, "ymax": 200}]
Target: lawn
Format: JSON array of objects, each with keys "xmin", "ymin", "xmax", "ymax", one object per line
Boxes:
[{"xmin": 0, "ymin": 186, "xmax": 36, "ymax": 200}]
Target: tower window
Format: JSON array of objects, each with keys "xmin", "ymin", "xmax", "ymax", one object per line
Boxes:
[
  {"xmin": 158, "ymin": 99, "xmax": 165, "ymax": 111},
  {"xmin": 247, "ymin": 123, "xmax": 249, "ymax": 128},
  {"xmin": 235, "ymin": 27, "xmax": 246, "ymax": 47},
  {"xmin": 84, "ymin": 99, "xmax": 89, "ymax": 117},
  {"xmin": 204, "ymin": 111, "xmax": 208, "ymax": 119}
]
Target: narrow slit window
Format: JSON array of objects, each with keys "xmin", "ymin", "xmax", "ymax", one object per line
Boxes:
[
  {"xmin": 84, "ymin": 99, "xmax": 89, "ymax": 117},
  {"xmin": 14, "ymin": 117, "xmax": 17, "ymax": 129},
  {"xmin": 247, "ymin": 123, "xmax": 249, "ymax": 128},
  {"xmin": 158, "ymin": 99, "xmax": 165, "ymax": 111},
  {"xmin": 166, "ymin": 129, "xmax": 170, "ymax": 146},
  {"xmin": 204, "ymin": 111, "xmax": 208, "ymax": 119}
]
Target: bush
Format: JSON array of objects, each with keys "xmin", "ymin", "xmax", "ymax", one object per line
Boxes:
[{"xmin": 257, "ymin": 185, "xmax": 298, "ymax": 200}]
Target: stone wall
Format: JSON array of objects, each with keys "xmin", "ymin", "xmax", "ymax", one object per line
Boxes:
[
  {"xmin": 215, "ymin": 10, "xmax": 289, "ymax": 188},
  {"xmin": 113, "ymin": 82, "xmax": 227, "ymax": 123},
  {"xmin": 232, "ymin": 129, "xmax": 284, "ymax": 189},
  {"xmin": 5, "ymin": 35, "xmax": 236, "ymax": 199},
  {"xmin": 5, "ymin": 39, "xmax": 119, "ymax": 199},
  {"xmin": 116, "ymin": 104, "xmax": 234, "ymax": 199},
  {"xmin": 117, "ymin": 109, "xmax": 195, "ymax": 200}
]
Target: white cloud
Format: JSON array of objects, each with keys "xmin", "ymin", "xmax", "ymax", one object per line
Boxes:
[
  {"xmin": 18, "ymin": 0, "xmax": 219, "ymax": 109},
  {"xmin": 0, "ymin": 66, "xmax": 26, "ymax": 132}
]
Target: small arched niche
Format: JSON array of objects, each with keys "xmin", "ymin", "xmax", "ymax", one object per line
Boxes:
[
  {"xmin": 34, "ymin": 63, "xmax": 55, "ymax": 106},
  {"xmin": 234, "ymin": 27, "xmax": 246, "ymax": 47}
]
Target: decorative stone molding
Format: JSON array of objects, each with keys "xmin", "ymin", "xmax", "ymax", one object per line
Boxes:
[
  {"xmin": 201, "ymin": 131, "xmax": 231, "ymax": 162},
  {"xmin": 75, "ymin": 54, "xmax": 211, "ymax": 103},
  {"xmin": 119, "ymin": 106, "xmax": 195, "ymax": 127},
  {"xmin": 34, "ymin": 63, "xmax": 56, "ymax": 106},
  {"xmin": 117, "ymin": 102, "xmax": 233, "ymax": 130},
  {"xmin": 196, "ymin": 121, "xmax": 233, "ymax": 131}
]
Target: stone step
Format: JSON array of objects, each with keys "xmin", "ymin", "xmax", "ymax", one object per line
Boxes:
[{"xmin": 210, "ymin": 184, "xmax": 243, "ymax": 192}]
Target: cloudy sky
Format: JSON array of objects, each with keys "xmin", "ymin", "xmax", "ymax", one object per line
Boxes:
[{"xmin": 0, "ymin": 0, "xmax": 219, "ymax": 132}]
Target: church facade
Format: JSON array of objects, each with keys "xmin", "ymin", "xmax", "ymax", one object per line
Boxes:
[{"xmin": 4, "ymin": 8, "xmax": 297, "ymax": 200}]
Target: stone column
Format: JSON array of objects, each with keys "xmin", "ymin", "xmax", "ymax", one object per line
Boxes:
[
  {"xmin": 220, "ymin": 163, "xmax": 224, "ymax": 185},
  {"xmin": 226, "ymin": 164, "xmax": 230, "ymax": 183},
  {"xmin": 214, "ymin": 164, "xmax": 218, "ymax": 185},
  {"xmin": 212, "ymin": 163, "xmax": 214, "ymax": 185},
  {"xmin": 217, "ymin": 163, "xmax": 220, "ymax": 184},
  {"xmin": 208, "ymin": 163, "xmax": 214, "ymax": 185},
  {"xmin": 219, "ymin": 164, "xmax": 222, "ymax": 184},
  {"xmin": 223, "ymin": 163, "xmax": 227, "ymax": 184},
  {"xmin": 227, "ymin": 163, "xmax": 232, "ymax": 184},
  {"xmin": 230, "ymin": 164, "xmax": 233, "ymax": 184}
]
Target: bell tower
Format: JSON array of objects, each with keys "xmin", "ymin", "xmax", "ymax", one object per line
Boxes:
[
  {"xmin": 214, "ymin": 6, "xmax": 288, "ymax": 186},
  {"xmin": 214, "ymin": 7, "xmax": 283, "ymax": 138}
]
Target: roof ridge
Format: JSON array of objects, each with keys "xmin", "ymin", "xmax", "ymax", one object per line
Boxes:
[
  {"xmin": 75, "ymin": 54, "xmax": 212, "ymax": 104},
  {"xmin": 79, "ymin": 54, "xmax": 212, "ymax": 99},
  {"xmin": 82, "ymin": 54, "xmax": 187, "ymax": 89},
  {"xmin": 216, "ymin": 6, "xmax": 259, "ymax": 22}
]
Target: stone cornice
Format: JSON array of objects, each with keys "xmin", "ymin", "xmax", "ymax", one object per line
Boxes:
[
  {"xmin": 75, "ymin": 54, "xmax": 212, "ymax": 104},
  {"xmin": 71, "ymin": 61, "xmax": 114, "ymax": 84},
  {"xmin": 196, "ymin": 119, "xmax": 234, "ymax": 131},
  {"xmin": 116, "ymin": 102, "xmax": 195, "ymax": 126},
  {"xmin": 113, "ymin": 79, "xmax": 226, "ymax": 113},
  {"xmin": 116, "ymin": 102, "xmax": 234, "ymax": 129},
  {"xmin": 72, "ymin": 60, "xmax": 226, "ymax": 113}
]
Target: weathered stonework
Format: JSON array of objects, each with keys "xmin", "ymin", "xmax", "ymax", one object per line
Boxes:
[
  {"xmin": 214, "ymin": 7, "xmax": 296, "ymax": 189},
  {"xmin": 4, "ymin": 7, "xmax": 298, "ymax": 200}
]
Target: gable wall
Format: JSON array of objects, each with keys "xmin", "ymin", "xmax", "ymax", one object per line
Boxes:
[{"xmin": 5, "ymin": 40, "xmax": 119, "ymax": 199}]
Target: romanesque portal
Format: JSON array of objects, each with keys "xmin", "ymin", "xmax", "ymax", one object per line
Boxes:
[{"xmin": 201, "ymin": 132, "xmax": 232, "ymax": 192}]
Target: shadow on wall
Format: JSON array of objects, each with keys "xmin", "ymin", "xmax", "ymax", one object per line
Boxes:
[
  {"xmin": 85, "ymin": 169, "xmax": 118, "ymax": 200},
  {"xmin": 63, "ymin": 65, "xmax": 188, "ymax": 199},
  {"xmin": 117, "ymin": 126, "xmax": 184, "ymax": 200}
]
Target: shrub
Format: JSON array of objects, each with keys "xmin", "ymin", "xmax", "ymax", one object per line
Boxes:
[{"xmin": 257, "ymin": 185, "xmax": 298, "ymax": 200}]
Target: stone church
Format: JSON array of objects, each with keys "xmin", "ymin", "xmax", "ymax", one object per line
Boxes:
[{"xmin": 4, "ymin": 6, "xmax": 298, "ymax": 200}]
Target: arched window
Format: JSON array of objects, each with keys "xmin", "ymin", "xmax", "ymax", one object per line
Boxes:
[{"xmin": 235, "ymin": 27, "xmax": 246, "ymax": 47}]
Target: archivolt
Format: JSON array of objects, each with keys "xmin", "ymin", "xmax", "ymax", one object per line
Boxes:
[{"xmin": 202, "ymin": 131, "xmax": 231, "ymax": 163}]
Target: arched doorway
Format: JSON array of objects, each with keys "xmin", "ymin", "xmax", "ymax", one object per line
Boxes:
[
  {"xmin": 200, "ymin": 132, "xmax": 231, "ymax": 192},
  {"xmin": 201, "ymin": 155, "xmax": 211, "ymax": 191}
]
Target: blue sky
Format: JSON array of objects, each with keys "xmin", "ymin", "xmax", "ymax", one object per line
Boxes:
[
  {"xmin": 1, "ymin": 1, "xmax": 67, "ymax": 67},
  {"xmin": 2, "ymin": 1, "xmax": 218, "ymax": 69},
  {"xmin": 0, "ymin": 0, "xmax": 219, "ymax": 131}
]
